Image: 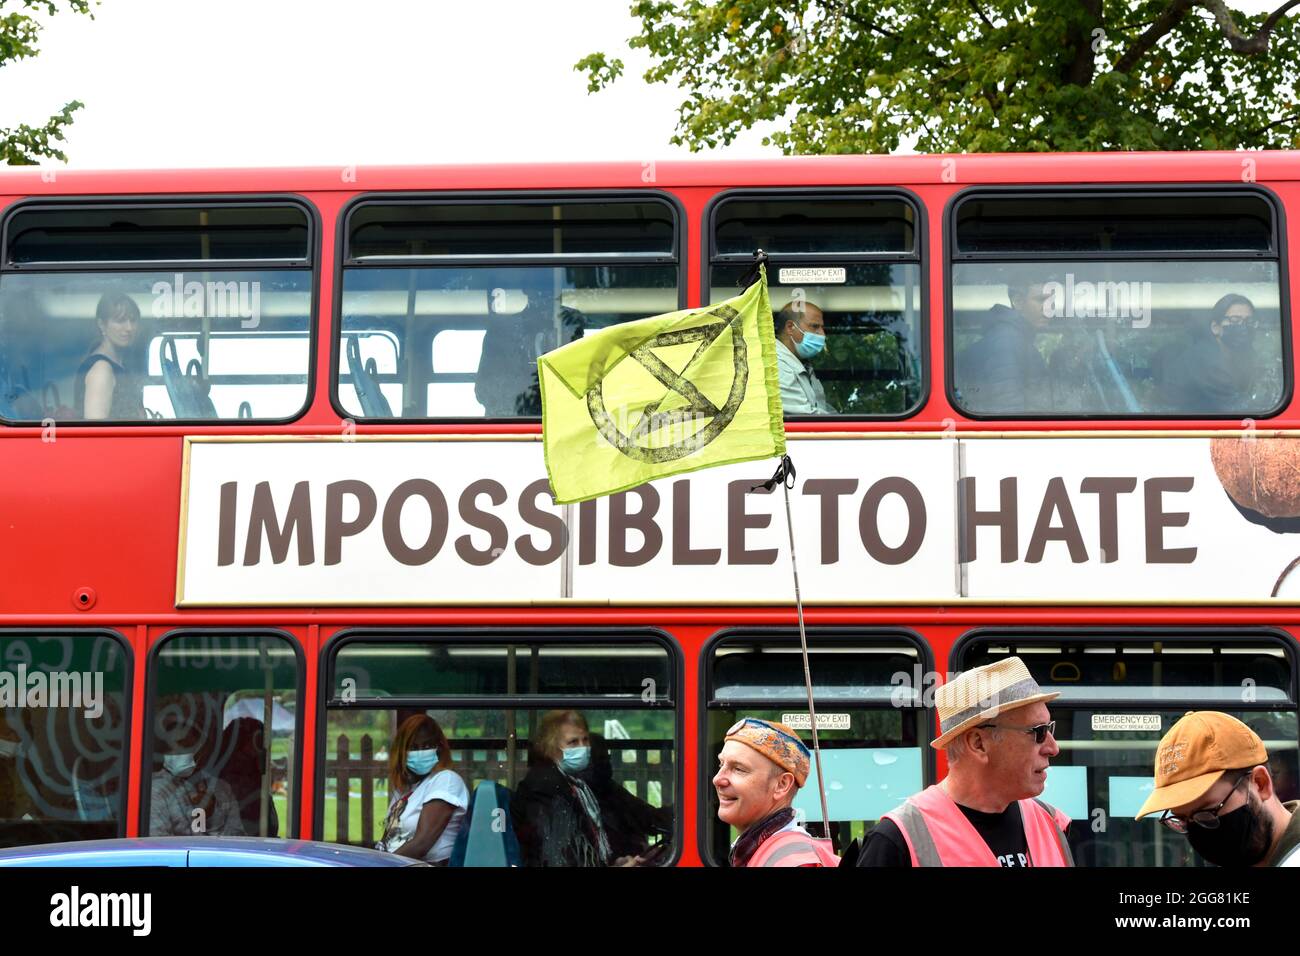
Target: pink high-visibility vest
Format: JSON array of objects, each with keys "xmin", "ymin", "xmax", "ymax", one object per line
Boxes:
[
  {"xmin": 880, "ymin": 784, "xmax": 1073, "ymax": 867},
  {"xmin": 747, "ymin": 830, "xmax": 840, "ymax": 867}
]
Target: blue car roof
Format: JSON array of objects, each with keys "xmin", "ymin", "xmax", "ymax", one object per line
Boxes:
[{"xmin": 0, "ymin": 837, "xmax": 426, "ymax": 867}]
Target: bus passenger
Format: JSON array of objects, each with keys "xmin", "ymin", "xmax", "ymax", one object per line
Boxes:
[
  {"xmin": 150, "ymin": 721, "xmax": 244, "ymax": 837},
  {"xmin": 583, "ymin": 732, "xmax": 673, "ymax": 862},
  {"xmin": 713, "ymin": 718, "xmax": 837, "ymax": 867},
  {"xmin": 1156, "ymin": 294, "xmax": 1258, "ymax": 413},
  {"xmin": 376, "ymin": 714, "xmax": 468, "ymax": 865},
  {"xmin": 955, "ymin": 280, "xmax": 1053, "ymax": 413},
  {"xmin": 775, "ymin": 300, "xmax": 836, "ymax": 415},
  {"xmin": 859, "ymin": 657, "xmax": 1073, "ymax": 867},
  {"xmin": 216, "ymin": 717, "xmax": 278, "ymax": 837},
  {"xmin": 1135, "ymin": 711, "xmax": 1300, "ymax": 867},
  {"xmin": 512, "ymin": 710, "xmax": 639, "ymax": 866},
  {"xmin": 74, "ymin": 292, "xmax": 146, "ymax": 420}
]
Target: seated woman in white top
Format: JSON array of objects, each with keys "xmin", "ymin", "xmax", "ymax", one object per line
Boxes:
[{"xmin": 376, "ymin": 714, "xmax": 468, "ymax": 865}]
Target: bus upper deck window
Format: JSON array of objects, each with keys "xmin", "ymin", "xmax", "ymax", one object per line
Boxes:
[
  {"xmin": 948, "ymin": 191, "xmax": 1286, "ymax": 419},
  {"xmin": 0, "ymin": 202, "xmax": 315, "ymax": 424},
  {"xmin": 708, "ymin": 193, "xmax": 923, "ymax": 419},
  {"xmin": 337, "ymin": 198, "xmax": 680, "ymax": 420}
]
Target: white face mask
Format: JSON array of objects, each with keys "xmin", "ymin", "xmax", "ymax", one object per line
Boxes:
[{"xmin": 163, "ymin": 752, "xmax": 197, "ymax": 777}]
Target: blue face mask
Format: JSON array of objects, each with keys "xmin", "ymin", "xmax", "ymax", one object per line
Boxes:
[
  {"xmin": 794, "ymin": 328, "xmax": 825, "ymax": 360},
  {"xmin": 559, "ymin": 746, "xmax": 590, "ymax": 774},
  {"xmin": 406, "ymin": 748, "xmax": 438, "ymax": 776},
  {"xmin": 163, "ymin": 752, "xmax": 196, "ymax": 777}
]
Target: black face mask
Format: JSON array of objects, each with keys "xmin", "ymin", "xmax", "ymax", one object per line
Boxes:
[
  {"xmin": 1186, "ymin": 799, "xmax": 1274, "ymax": 867},
  {"xmin": 1220, "ymin": 323, "xmax": 1255, "ymax": 352}
]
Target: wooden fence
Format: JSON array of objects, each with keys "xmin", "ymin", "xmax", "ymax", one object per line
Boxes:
[{"xmin": 327, "ymin": 735, "xmax": 673, "ymax": 846}]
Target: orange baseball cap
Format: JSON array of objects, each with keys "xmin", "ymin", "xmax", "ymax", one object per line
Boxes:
[{"xmin": 1135, "ymin": 711, "xmax": 1268, "ymax": 819}]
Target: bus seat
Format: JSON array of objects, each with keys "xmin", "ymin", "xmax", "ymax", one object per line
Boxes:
[
  {"xmin": 160, "ymin": 336, "xmax": 217, "ymax": 418},
  {"xmin": 72, "ymin": 757, "xmax": 115, "ymax": 822},
  {"xmin": 184, "ymin": 359, "xmax": 217, "ymax": 417},
  {"xmin": 346, "ymin": 336, "xmax": 392, "ymax": 418},
  {"xmin": 449, "ymin": 781, "xmax": 521, "ymax": 867}
]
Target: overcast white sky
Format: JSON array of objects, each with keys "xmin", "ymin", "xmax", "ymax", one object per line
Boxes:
[
  {"xmin": 0, "ymin": 0, "xmax": 780, "ymax": 169},
  {"xmin": 0, "ymin": 0, "xmax": 1288, "ymax": 170}
]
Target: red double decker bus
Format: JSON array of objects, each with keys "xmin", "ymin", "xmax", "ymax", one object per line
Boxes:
[{"xmin": 0, "ymin": 153, "xmax": 1296, "ymax": 866}]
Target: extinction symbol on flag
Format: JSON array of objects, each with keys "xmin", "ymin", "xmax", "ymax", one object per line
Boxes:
[{"xmin": 586, "ymin": 304, "xmax": 747, "ymax": 463}]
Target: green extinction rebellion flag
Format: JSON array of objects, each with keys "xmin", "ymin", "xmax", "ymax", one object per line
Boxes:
[{"xmin": 539, "ymin": 267, "xmax": 785, "ymax": 504}]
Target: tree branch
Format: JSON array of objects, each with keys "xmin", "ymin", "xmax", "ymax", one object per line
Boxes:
[
  {"xmin": 966, "ymin": 0, "xmax": 996, "ymax": 32},
  {"xmin": 1200, "ymin": 0, "xmax": 1300, "ymax": 54},
  {"xmin": 1065, "ymin": 0, "xmax": 1103, "ymax": 86},
  {"xmin": 1249, "ymin": 106, "xmax": 1300, "ymax": 136},
  {"xmin": 1114, "ymin": 0, "xmax": 1195, "ymax": 74},
  {"xmin": 832, "ymin": 1, "xmax": 953, "ymax": 69}
]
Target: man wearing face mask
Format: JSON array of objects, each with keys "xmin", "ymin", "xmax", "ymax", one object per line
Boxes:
[
  {"xmin": 1136, "ymin": 711, "xmax": 1300, "ymax": 867},
  {"xmin": 774, "ymin": 300, "xmax": 837, "ymax": 415},
  {"xmin": 149, "ymin": 721, "xmax": 244, "ymax": 837}
]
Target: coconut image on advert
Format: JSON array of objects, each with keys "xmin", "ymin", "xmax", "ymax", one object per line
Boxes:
[{"xmin": 1210, "ymin": 436, "xmax": 1300, "ymax": 596}]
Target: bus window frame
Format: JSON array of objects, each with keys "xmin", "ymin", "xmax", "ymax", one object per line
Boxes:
[
  {"xmin": 702, "ymin": 186, "xmax": 930, "ymax": 422},
  {"xmin": 330, "ymin": 190, "xmax": 687, "ymax": 425},
  {"xmin": 697, "ymin": 625, "xmax": 936, "ymax": 867},
  {"xmin": 140, "ymin": 626, "xmax": 306, "ymax": 839},
  {"xmin": 950, "ymin": 625, "xmax": 1300, "ymax": 711},
  {"xmin": 0, "ymin": 194, "xmax": 322, "ymax": 428},
  {"xmin": 316, "ymin": 625, "xmax": 685, "ymax": 866},
  {"xmin": 0, "ymin": 627, "xmax": 133, "ymax": 842},
  {"xmin": 950, "ymin": 625, "xmax": 1300, "ymax": 868},
  {"xmin": 942, "ymin": 184, "xmax": 1294, "ymax": 422}
]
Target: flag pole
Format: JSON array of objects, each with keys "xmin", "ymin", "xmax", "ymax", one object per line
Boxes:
[
  {"xmin": 756, "ymin": 455, "xmax": 830, "ymax": 838},
  {"xmin": 741, "ymin": 249, "xmax": 830, "ymax": 838}
]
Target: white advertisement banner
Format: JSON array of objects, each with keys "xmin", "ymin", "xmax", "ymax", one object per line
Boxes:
[{"xmin": 176, "ymin": 433, "xmax": 1300, "ymax": 606}]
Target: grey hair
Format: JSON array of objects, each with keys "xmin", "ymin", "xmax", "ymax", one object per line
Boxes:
[{"xmin": 946, "ymin": 725, "xmax": 998, "ymax": 762}]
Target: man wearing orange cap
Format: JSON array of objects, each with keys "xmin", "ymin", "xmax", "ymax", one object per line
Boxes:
[
  {"xmin": 1136, "ymin": 711, "xmax": 1300, "ymax": 867},
  {"xmin": 859, "ymin": 656, "xmax": 1073, "ymax": 867},
  {"xmin": 713, "ymin": 718, "xmax": 838, "ymax": 867}
]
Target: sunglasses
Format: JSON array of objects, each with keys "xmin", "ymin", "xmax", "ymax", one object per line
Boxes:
[
  {"xmin": 977, "ymin": 720, "xmax": 1056, "ymax": 744},
  {"xmin": 1158, "ymin": 771, "xmax": 1252, "ymax": 834}
]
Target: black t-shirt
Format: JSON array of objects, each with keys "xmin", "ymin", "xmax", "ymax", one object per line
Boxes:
[{"xmin": 857, "ymin": 802, "xmax": 1035, "ymax": 867}]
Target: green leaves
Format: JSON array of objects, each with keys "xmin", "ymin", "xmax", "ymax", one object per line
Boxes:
[
  {"xmin": 1, "ymin": 1, "xmax": 96, "ymax": 165},
  {"xmin": 0, "ymin": 99, "xmax": 82, "ymax": 165},
  {"xmin": 577, "ymin": 0, "xmax": 1300, "ymax": 152}
]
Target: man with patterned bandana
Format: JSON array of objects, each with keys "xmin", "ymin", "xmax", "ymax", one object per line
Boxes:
[{"xmin": 713, "ymin": 718, "xmax": 839, "ymax": 867}]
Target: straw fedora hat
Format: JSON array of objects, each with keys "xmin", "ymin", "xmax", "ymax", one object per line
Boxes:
[{"xmin": 931, "ymin": 657, "xmax": 1060, "ymax": 750}]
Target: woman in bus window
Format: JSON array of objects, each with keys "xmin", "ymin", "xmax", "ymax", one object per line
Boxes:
[
  {"xmin": 376, "ymin": 714, "xmax": 468, "ymax": 865},
  {"xmin": 511, "ymin": 710, "xmax": 642, "ymax": 867},
  {"xmin": 74, "ymin": 291, "xmax": 147, "ymax": 420},
  {"xmin": 1157, "ymin": 293, "xmax": 1258, "ymax": 413}
]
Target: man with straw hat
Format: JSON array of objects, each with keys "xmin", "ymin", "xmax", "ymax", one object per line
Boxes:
[
  {"xmin": 713, "ymin": 718, "xmax": 840, "ymax": 867},
  {"xmin": 859, "ymin": 656, "xmax": 1073, "ymax": 867},
  {"xmin": 1135, "ymin": 711, "xmax": 1300, "ymax": 867}
]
